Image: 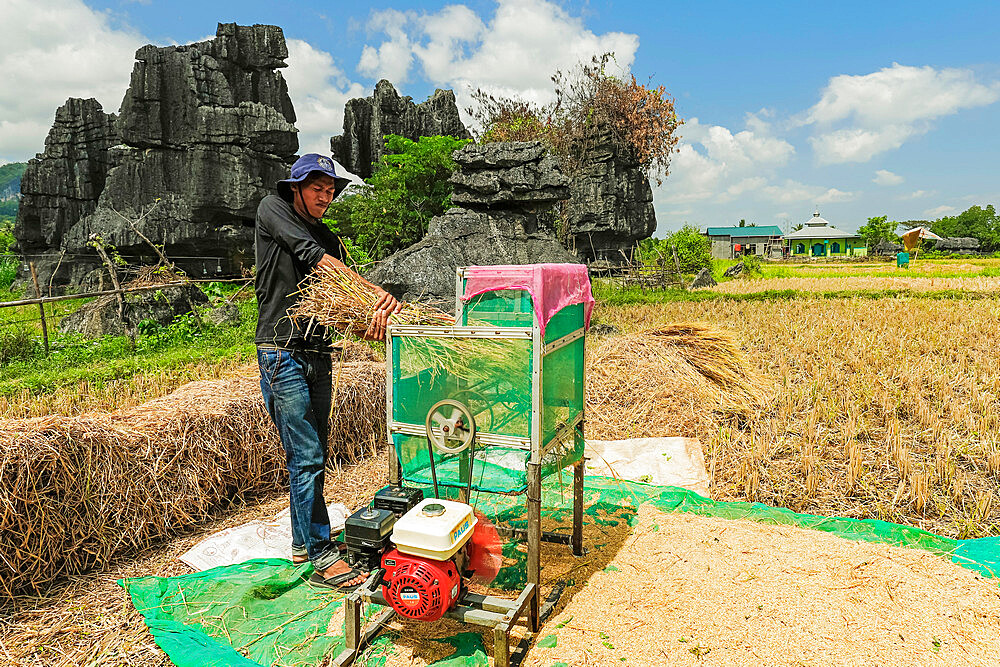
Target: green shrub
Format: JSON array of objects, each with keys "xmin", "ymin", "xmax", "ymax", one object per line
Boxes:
[
  {"xmin": 0, "ymin": 256, "xmax": 16, "ymax": 291},
  {"xmin": 664, "ymin": 224, "xmax": 711, "ymax": 273},
  {"xmin": 0, "ymin": 219, "xmax": 14, "ymax": 254},
  {"xmin": 325, "ymin": 134, "xmax": 469, "ymax": 260},
  {"xmin": 741, "ymin": 253, "xmax": 763, "ymax": 277}
]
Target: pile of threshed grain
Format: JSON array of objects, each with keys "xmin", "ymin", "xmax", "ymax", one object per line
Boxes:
[
  {"xmin": 0, "ymin": 360, "xmax": 385, "ymax": 600},
  {"xmin": 527, "ymin": 507, "xmax": 1000, "ymax": 667},
  {"xmin": 586, "ymin": 323, "xmax": 767, "ymax": 442}
]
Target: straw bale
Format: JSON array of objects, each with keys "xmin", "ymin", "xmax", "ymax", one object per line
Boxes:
[
  {"xmin": 0, "ymin": 362, "xmax": 385, "ymax": 600},
  {"xmin": 0, "ymin": 453, "xmax": 391, "ymax": 667}
]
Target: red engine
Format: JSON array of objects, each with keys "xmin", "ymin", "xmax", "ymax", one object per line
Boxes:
[{"xmin": 380, "ymin": 548, "xmax": 461, "ymax": 621}]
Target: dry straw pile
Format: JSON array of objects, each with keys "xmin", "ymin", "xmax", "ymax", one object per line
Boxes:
[
  {"xmin": 587, "ymin": 323, "xmax": 766, "ymax": 442},
  {"xmin": 0, "ymin": 360, "xmax": 385, "ymax": 600}
]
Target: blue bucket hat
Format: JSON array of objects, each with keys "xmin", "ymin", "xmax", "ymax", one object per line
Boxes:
[{"xmin": 277, "ymin": 153, "xmax": 352, "ymax": 201}]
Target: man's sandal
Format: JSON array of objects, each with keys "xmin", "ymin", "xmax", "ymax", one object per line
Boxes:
[
  {"xmin": 308, "ymin": 567, "xmax": 367, "ymax": 592},
  {"xmin": 292, "ymin": 542, "xmax": 348, "ymax": 564}
]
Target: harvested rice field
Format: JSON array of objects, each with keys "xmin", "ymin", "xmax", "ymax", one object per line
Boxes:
[
  {"xmin": 707, "ymin": 274, "xmax": 1000, "ymax": 294},
  {"xmin": 6, "ymin": 450, "xmax": 996, "ymax": 667},
  {"xmin": 598, "ymin": 296, "xmax": 1000, "ymax": 539},
  {"xmin": 6, "ymin": 265, "xmax": 1000, "ymax": 666}
]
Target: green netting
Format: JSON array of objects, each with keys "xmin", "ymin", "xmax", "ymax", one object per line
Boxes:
[
  {"xmin": 122, "ymin": 476, "xmax": 1000, "ymax": 667},
  {"xmin": 392, "ymin": 291, "xmax": 585, "ymax": 495}
]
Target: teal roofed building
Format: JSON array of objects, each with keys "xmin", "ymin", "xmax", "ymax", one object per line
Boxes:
[
  {"xmin": 785, "ymin": 210, "xmax": 865, "ymax": 258},
  {"xmin": 704, "ymin": 225, "xmax": 784, "ymax": 260}
]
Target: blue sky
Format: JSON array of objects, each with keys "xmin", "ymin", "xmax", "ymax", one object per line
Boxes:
[{"xmin": 2, "ymin": 0, "xmax": 998, "ymax": 235}]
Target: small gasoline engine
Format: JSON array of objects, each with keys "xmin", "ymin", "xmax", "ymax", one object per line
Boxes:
[{"xmin": 343, "ymin": 486, "xmax": 485, "ymax": 622}]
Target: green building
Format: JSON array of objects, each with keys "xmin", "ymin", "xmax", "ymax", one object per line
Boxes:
[{"xmin": 785, "ymin": 210, "xmax": 865, "ymax": 258}]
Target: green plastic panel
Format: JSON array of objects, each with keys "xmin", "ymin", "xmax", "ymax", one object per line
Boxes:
[
  {"xmin": 543, "ymin": 302, "xmax": 585, "ymax": 343},
  {"xmin": 394, "ymin": 433, "xmax": 530, "ymax": 493},
  {"xmin": 461, "ymin": 288, "xmax": 534, "ymax": 328},
  {"xmin": 392, "ymin": 334, "xmax": 532, "ymax": 440}
]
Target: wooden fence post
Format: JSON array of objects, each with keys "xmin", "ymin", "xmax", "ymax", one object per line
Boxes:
[{"xmin": 28, "ymin": 262, "xmax": 50, "ymax": 355}]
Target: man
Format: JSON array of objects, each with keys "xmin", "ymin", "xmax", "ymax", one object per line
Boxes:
[{"xmin": 255, "ymin": 153, "xmax": 400, "ymax": 591}]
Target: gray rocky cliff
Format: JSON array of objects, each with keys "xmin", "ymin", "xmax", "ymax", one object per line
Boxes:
[
  {"xmin": 14, "ymin": 98, "xmax": 117, "ymax": 259},
  {"xmin": 367, "ymin": 141, "xmax": 580, "ymax": 303},
  {"xmin": 331, "ymin": 80, "xmax": 470, "ymax": 179},
  {"xmin": 16, "ymin": 23, "xmax": 298, "ymax": 290},
  {"xmin": 565, "ymin": 124, "xmax": 656, "ymax": 262}
]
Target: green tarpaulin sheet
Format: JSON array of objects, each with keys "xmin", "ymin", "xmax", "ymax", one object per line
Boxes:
[{"xmin": 121, "ymin": 476, "xmax": 1000, "ymax": 666}]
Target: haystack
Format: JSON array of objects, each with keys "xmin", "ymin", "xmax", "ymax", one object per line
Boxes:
[
  {"xmin": 587, "ymin": 323, "xmax": 767, "ymax": 442},
  {"xmin": 0, "ymin": 361, "xmax": 385, "ymax": 599}
]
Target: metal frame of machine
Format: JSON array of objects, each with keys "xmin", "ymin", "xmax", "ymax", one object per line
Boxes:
[{"xmin": 333, "ymin": 267, "xmax": 586, "ymax": 667}]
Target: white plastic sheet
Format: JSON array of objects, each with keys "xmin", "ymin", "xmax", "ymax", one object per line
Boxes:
[
  {"xmin": 179, "ymin": 503, "xmax": 350, "ymax": 571},
  {"xmin": 584, "ymin": 437, "xmax": 710, "ymax": 498}
]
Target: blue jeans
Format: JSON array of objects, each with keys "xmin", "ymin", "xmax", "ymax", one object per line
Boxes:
[{"xmin": 258, "ymin": 348, "xmax": 341, "ymax": 571}]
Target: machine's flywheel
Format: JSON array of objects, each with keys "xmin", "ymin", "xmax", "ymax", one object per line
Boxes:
[{"xmin": 425, "ymin": 399, "xmax": 476, "ymax": 454}]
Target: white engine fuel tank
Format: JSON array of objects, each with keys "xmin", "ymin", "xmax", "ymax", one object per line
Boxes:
[{"xmin": 391, "ymin": 498, "xmax": 477, "ymax": 561}]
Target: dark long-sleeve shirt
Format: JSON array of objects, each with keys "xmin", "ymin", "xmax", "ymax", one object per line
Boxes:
[{"xmin": 254, "ymin": 194, "xmax": 345, "ymax": 352}]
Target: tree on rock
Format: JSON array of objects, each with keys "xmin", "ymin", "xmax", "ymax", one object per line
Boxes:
[
  {"xmin": 468, "ymin": 53, "xmax": 683, "ymax": 186},
  {"xmin": 325, "ymin": 134, "xmax": 469, "ymax": 262}
]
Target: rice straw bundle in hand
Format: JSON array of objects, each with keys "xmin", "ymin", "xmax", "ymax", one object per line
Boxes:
[{"xmin": 291, "ymin": 265, "xmax": 453, "ymax": 337}]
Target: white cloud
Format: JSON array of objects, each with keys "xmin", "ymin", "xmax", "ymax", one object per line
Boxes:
[
  {"xmin": 284, "ymin": 39, "xmax": 368, "ymax": 156},
  {"xmin": 658, "ymin": 118, "xmax": 794, "ymax": 204},
  {"xmin": 873, "ymin": 169, "xmax": 904, "ymax": 186},
  {"xmin": 924, "ymin": 205, "xmax": 957, "ymax": 218},
  {"xmin": 357, "ymin": 0, "xmax": 639, "ymax": 116},
  {"xmin": 357, "ymin": 9, "xmax": 415, "ymax": 84},
  {"xmin": 762, "ymin": 180, "xmax": 856, "ymax": 204},
  {"xmin": 803, "ymin": 63, "xmax": 1000, "ymax": 164},
  {"xmin": 902, "ymin": 189, "xmax": 934, "ymax": 200},
  {"xmin": 0, "ymin": 0, "xmax": 145, "ymax": 161}
]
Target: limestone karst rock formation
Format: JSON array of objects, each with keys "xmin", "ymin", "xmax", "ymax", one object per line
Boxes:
[
  {"xmin": 366, "ymin": 142, "xmax": 581, "ymax": 303},
  {"xmin": 14, "ymin": 98, "xmax": 118, "ymax": 268},
  {"xmin": 330, "ymin": 80, "xmax": 470, "ymax": 179},
  {"xmin": 15, "ymin": 23, "xmax": 298, "ymax": 289},
  {"xmin": 564, "ymin": 124, "xmax": 656, "ymax": 263}
]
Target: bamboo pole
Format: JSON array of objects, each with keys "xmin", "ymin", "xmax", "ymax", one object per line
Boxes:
[
  {"xmin": 28, "ymin": 262, "xmax": 50, "ymax": 355},
  {"xmin": 0, "ymin": 278, "xmax": 251, "ymax": 310}
]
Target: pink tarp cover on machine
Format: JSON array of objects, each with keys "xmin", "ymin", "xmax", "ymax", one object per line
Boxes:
[{"xmin": 460, "ymin": 263, "xmax": 595, "ymax": 336}]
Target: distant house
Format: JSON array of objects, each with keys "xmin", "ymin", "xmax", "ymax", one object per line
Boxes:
[
  {"xmin": 704, "ymin": 225, "xmax": 784, "ymax": 260},
  {"xmin": 785, "ymin": 211, "xmax": 865, "ymax": 258}
]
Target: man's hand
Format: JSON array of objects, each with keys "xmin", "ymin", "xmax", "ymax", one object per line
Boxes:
[{"xmin": 363, "ymin": 289, "xmax": 403, "ymax": 342}]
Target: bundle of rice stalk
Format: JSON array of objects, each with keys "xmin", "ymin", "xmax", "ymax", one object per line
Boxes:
[
  {"xmin": 293, "ymin": 266, "xmax": 528, "ymax": 385},
  {"xmin": 647, "ymin": 322, "xmax": 767, "ymax": 409},
  {"xmin": 586, "ymin": 324, "xmax": 767, "ymax": 442},
  {"xmin": 291, "ymin": 265, "xmax": 454, "ymax": 337}
]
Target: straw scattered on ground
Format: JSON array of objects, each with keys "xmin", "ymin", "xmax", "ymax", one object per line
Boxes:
[{"xmin": 529, "ymin": 506, "xmax": 1000, "ymax": 667}]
